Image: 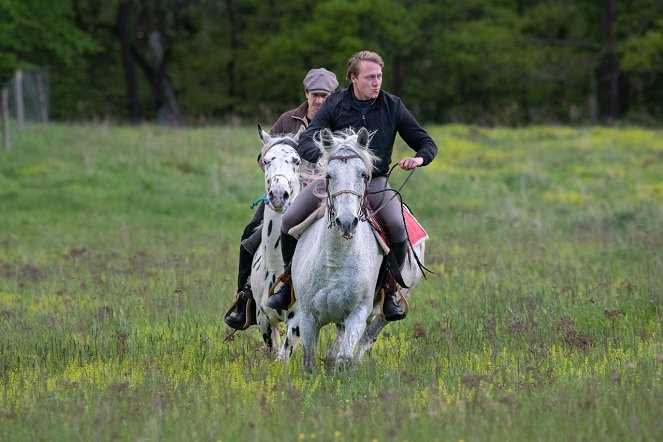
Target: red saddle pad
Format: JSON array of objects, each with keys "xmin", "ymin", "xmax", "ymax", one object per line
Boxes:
[{"xmin": 369, "ymin": 206, "xmax": 428, "ymax": 247}]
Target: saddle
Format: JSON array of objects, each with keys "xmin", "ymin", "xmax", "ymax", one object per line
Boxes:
[
  {"xmin": 287, "ymin": 203, "xmax": 427, "ymax": 294},
  {"xmin": 287, "ymin": 204, "xmax": 428, "ymax": 254}
]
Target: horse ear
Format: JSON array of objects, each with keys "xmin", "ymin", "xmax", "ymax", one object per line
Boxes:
[
  {"xmin": 357, "ymin": 127, "xmax": 369, "ymax": 150},
  {"xmin": 321, "ymin": 129, "xmax": 334, "ymax": 152},
  {"xmin": 258, "ymin": 125, "xmax": 272, "ymax": 145},
  {"xmin": 293, "ymin": 125, "xmax": 305, "ymax": 141}
]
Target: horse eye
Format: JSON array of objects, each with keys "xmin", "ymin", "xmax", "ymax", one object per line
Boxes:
[{"xmin": 361, "ymin": 172, "xmax": 368, "ymax": 179}]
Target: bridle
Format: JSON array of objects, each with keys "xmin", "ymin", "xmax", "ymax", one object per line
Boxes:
[{"xmin": 325, "ymin": 153, "xmax": 370, "ymax": 228}]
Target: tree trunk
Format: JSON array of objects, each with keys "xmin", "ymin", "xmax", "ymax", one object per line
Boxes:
[
  {"xmin": 147, "ymin": 31, "xmax": 180, "ymax": 125},
  {"xmin": 2, "ymin": 86, "xmax": 9, "ymax": 151},
  {"xmin": 600, "ymin": 0, "xmax": 620, "ymax": 123},
  {"xmin": 35, "ymin": 73, "xmax": 49, "ymax": 123},
  {"xmin": 226, "ymin": 0, "xmax": 238, "ymax": 103},
  {"xmin": 14, "ymin": 70, "xmax": 24, "ymax": 131},
  {"xmin": 117, "ymin": 1, "xmax": 142, "ymax": 123}
]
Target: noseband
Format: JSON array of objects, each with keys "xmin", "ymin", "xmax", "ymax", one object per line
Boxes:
[{"xmin": 325, "ymin": 154, "xmax": 370, "ymax": 228}]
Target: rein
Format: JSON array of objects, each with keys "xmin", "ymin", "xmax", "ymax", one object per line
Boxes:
[{"xmin": 325, "ymin": 154, "xmax": 370, "ymax": 228}]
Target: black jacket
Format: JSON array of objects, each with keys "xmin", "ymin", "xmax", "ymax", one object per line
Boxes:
[{"xmin": 296, "ymin": 87, "xmax": 438, "ymax": 176}]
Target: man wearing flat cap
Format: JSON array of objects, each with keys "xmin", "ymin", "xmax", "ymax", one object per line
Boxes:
[
  {"xmin": 271, "ymin": 68, "xmax": 339, "ymax": 134},
  {"xmin": 224, "ymin": 67, "xmax": 338, "ymax": 331}
]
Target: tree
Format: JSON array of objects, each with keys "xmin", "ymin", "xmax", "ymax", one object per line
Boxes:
[{"xmin": 0, "ymin": 0, "xmax": 96, "ymax": 148}]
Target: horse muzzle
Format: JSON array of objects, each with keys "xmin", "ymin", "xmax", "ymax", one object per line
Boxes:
[
  {"xmin": 267, "ymin": 177, "xmax": 292, "ymax": 212},
  {"xmin": 334, "ymin": 214, "xmax": 359, "ymax": 240}
]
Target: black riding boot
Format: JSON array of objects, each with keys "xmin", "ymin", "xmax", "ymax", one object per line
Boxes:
[
  {"xmin": 224, "ymin": 233, "xmax": 258, "ymax": 330},
  {"xmin": 382, "ymin": 239, "xmax": 409, "ymax": 322},
  {"xmin": 224, "ymin": 282, "xmax": 257, "ymax": 330},
  {"xmin": 266, "ymin": 233, "xmax": 298, "ymax": 311}
]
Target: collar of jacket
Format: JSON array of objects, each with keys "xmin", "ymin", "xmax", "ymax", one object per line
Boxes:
[
  {"xmin": 341, "ymin": 86, "xmax": 384, "ymax": 112},
  {"xmin": 290, "ymin": 101, "xmax": 309, "ymax": 125}
]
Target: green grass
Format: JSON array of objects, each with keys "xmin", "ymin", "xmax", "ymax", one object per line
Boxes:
[{"xmin": 1, "ymin": 123, "xmax": 662, "ymax": 441}]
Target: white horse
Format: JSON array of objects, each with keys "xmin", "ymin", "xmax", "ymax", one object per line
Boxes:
[
  {"xmin": 251, "ymin": 127, "xmax": 303, "ymax": 350},
  {"xmin": 280, "ymin": 127, "xmax": 425, "ymax": 372}
]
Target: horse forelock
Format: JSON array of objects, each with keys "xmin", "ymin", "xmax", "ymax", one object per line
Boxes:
[
  {"xmin": 261, "ymin": 134, "xmax": 299, "ymax": 161},
  {"xmin": 316, "ymin": 128, "xmax": 377, "ymax": 176}
]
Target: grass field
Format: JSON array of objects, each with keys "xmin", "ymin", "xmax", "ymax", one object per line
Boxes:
[{"xmin": 0, "ymin": 123, "xmax": 661, "ymax": 441}]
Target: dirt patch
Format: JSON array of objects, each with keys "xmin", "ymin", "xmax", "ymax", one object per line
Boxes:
[{"xmin": 0, "ymin": 260, "xmax": 46, "ymax": 285}]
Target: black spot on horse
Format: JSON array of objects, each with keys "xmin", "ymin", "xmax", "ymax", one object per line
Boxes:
[
  {"xmin": 274, "ymin": 237, "xmax": 280, "ymax": 249},
  {"xmin": 267, "ymin": 220, "xmax": 273, "ymax": 236},
  {"xmin": 287, "ymin": 311, "xmax": 295, "ymax": 319},
  {"xmin": 291, "ymin": 326, "xmax": 300, "ymax": 337},
  {"xmin": 265, "ymin": 270, "xmax": 269, "ymax": 280}
]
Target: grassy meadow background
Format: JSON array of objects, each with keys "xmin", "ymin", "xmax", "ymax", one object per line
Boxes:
[{"xmin": 0, "ymin": 123, "xmax": 662, "ymax": 441}]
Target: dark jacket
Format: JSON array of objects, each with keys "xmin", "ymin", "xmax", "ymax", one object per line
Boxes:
[{"xmin": 297, "ymin": 87, "xmax": 438, "ymax": 176}]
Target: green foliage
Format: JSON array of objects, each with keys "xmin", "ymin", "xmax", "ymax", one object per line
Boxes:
[
  {"xmin": 1, "ymin": 123, "xmax": 662, "ymax": 440},
  {"xmin": 0, "ymin": 0, "xmax": 97, "ymax": 82},
  {"xmin": 22, "ymin": 0, "xmax": 662, "ymax": 125}
]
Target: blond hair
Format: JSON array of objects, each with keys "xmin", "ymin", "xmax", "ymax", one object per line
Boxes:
[{"xmin": 346, "ymin": 51, "xmax": 384, "ymax": 80}]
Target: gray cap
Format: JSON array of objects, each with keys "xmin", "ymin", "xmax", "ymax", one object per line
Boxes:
[{"xmin": 303, "ymin": 68, "xmax": 339, "ymax": 94}]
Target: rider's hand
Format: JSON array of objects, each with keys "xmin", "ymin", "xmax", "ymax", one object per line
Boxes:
[{"xmin": 398, "ymin": 156, "xmax": 423, "ymax": 171}]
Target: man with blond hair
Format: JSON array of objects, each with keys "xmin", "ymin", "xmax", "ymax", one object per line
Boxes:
[{"xmin": 267, "ymin": 51, "xmax": 438, "ymax": 321}]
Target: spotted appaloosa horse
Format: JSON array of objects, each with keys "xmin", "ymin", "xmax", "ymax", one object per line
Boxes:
[
  {"xmin": 251, "ymin": 127, "xmax": 302, "ymax": 351},
  {"xmin": 278, "ymin": 127, "xmax": 426, "ymax": 372}
]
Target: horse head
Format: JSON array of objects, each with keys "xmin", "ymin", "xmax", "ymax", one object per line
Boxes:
[
  {"xmin": 319, "ymin": 127, "xmax": 375, "ymax": 239},
  {"xmin": 258, "ymin": 126, "xmax": 303, "ymax": 212}
]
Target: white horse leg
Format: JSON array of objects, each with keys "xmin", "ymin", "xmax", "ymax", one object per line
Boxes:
[
  {"xmin": 278, "ymin": 307, "xmax": 301, "ymax": 362},
  {"xmin": 301, "ymin": 317, "xmax": 320, "ymax": 373},
  {"xmin": 356, "ymin": 315, "xmax": 387, "ymax": 360},
  {"xmin": 257, "ymin": 306, "xmax": 278, "ymax": 350},
  {"xmin": 324, "ymin": 324, "xmax": 345, "ymax": 368},
  {"xmin": 336, "ymin": 307, "xmax": 370, "ymax": 369}
]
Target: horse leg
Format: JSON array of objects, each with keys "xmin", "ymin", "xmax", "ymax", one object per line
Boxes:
[
  {"xmin": 278, "ymin": 307, "xmax": 301, "ymax": 362},
  {"xmin": 356, "ymin": 315, "xmax": 388, "ymax": 360},
  {"xmin": 256, "ymin": 307, "xmax": 271, "ymax": 347},
  {"xmin": 301, "ymin": 317, "xmax": 320, "ymax": 373},
  {"xmin": 324, "ymin": 323, "xmax": 345, "ymax": 369},
  {"xmin": 336, "ymin": 307, "xmax": 370, "ymax": 369}
]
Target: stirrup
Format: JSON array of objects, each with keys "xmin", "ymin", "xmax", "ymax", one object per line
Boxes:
[
  {"xmin": 380, "ymin": 285, "xmax": 409, "ymax": 321},
  {"xmin": 224, "ymin": 290, "xmax": 256, "ymax": 330},
  {"xmin": 267, "ymin": 270, "xmax": 295, "ymax": 310}
]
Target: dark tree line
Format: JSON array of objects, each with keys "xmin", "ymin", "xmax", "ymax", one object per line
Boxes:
[{"xmin": 3, "ymin": 0, "xmax": 663, "ymax": 126}]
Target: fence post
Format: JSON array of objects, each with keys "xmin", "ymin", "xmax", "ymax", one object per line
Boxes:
[
  {"xmin": 35, "ymin": 73, "xmax": 49, "ymax": 123},
  {"xmin": 14, "ymin": 70, "xmax": 25, "ymax": 131},
  {"xmin": 1, "ymin": 86, "xmax": 9, "ymax": 151}
]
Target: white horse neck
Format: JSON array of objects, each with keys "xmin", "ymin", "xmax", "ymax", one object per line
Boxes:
[
  {"xmin": 260, "ymin": 207, "xmax": 285, "ymax": 273},
  {"xmin": 308, "ymin": 216, "xmax": 377, "ymax": 268}
]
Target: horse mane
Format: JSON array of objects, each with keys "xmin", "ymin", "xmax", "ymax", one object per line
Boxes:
[{"xmin": 315, "ymin": 128, "xmax": 378, "ymax": 178}]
